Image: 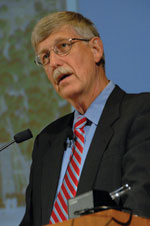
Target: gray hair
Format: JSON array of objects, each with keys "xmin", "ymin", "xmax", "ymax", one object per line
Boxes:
[{"xmin": 31, "ymin": 11, "xmax": 105, "ymax": 68}]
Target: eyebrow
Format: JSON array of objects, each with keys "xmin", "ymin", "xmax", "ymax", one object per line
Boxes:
[
  {"xmin": 38, "ymin": 48, "xmax": 49, "ymax": 55},
  {"xmin": 37, "ymin": 37, "xmax": 70, "ymax": 55}
]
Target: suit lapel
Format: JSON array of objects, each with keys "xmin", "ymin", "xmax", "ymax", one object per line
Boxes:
[
  {"xmin": 77, "ymin": 86, "xmax": 125, "ymax": 194},
  {"xmin": 41, "ymin": 114, "xmax": 74, "ymax": 223}
]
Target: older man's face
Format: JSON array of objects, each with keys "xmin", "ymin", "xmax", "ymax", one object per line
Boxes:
[{"xmin": 37, "ymin": 26, "xmax": 103, "ymax": 103}]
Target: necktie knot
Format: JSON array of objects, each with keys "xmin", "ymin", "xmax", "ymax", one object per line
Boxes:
[{"xmin": 74, "ymin": 116, "xmax": 87, "ymax": 132}]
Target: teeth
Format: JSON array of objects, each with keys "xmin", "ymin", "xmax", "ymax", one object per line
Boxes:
[{"xmin": 53, "ymin": 67, "xmax": 72, "ymax": 84}]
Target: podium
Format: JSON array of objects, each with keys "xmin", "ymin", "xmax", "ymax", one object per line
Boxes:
[{"xmin": 44, "ymin": 209, "xmax": 150, "ymax": 226}]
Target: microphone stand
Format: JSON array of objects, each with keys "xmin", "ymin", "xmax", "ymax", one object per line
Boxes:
[{"xmin": 0, "ymin": 140, "xmax": 15, "ymax": 152}]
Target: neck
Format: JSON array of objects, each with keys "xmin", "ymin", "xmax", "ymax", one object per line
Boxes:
[{"xmin": 69, "ymin": 68, "xmax": 109, "ymax": 114}]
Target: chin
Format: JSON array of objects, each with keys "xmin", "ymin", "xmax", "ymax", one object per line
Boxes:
[
  {"xmin": 58, "ymin": 83, "xmax": 83, "ymax": 100},
  {"xmin": 59, "ymin": 89, "xmax": 75, "ymax": 99}
]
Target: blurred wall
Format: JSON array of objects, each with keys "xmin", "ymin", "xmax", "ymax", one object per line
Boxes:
[{"xmin": 0, "ymin": 1, "xmax": 74, "ymax": 225}]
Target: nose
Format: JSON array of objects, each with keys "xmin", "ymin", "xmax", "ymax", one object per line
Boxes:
[{"xmin": 49, "ymin": 50, "xmax": 63, "ymax": 68}]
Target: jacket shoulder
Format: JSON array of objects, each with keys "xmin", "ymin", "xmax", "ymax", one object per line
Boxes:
[
  {"xmin": 38, "ymin": 112, "xmax": 74, "ymax": 136},
  {"xmin": 113, "ymin": 85, "xmax": 150, "ymax": 110}
]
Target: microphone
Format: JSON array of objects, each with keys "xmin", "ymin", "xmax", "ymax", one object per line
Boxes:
[
  {"xmin": 0, "ymin": 128, "xmax": 33, "ymax": 152},
  {"xmin": 64, "ymin": 127, "xmax": 74, "ymax": 149}
]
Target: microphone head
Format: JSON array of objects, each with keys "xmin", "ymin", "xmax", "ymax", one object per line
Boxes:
[{"xmin": 14, "ymin": 129, "xmax": 33, "ymax": 143}]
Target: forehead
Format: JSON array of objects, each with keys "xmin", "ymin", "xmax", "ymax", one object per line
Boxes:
[{"xmin": 37, "ymin": 25, "xmax": 80, "ymax": 53}]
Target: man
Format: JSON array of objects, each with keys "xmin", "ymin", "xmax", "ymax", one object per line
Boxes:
[{"xmin": 20, "ymin": 11, "xmax": 150, "ymax": 226}]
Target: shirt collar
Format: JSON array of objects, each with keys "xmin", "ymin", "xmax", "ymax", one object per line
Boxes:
[{"xmin": 74, "ymin": 81, "xmax": 115, "ymax": 125}]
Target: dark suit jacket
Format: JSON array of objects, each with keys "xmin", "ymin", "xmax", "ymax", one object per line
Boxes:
[{"xmin": 19, "ymin": 86, "xmax": 150, "ymax": 226}]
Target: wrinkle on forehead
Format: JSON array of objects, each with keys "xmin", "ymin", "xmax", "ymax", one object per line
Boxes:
[{"xmin": 37, "ymin": 25, "xmax": 81, "ymax": 53}]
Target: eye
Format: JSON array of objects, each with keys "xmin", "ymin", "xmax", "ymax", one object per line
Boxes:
[
  {"xmin": 56, "ymin": 40, "xmax": 71, "ymax": 54},
  {"xmin": 41, "ymin": 52, "xmax": 50, "ymax": 64},
  {"xmin": 43, "ymin": 52, "xmax": 49, "ymax": 60},
  {"xmin": 58, "ymin": 41, "xmax": 69, "ymax": 48},
  {"xmin": 61, "ymin": 42, "xmax": 68, "ymax": 48}
]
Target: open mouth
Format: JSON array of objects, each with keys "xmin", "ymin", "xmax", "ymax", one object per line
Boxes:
[{"xmin": 57, "ymin": 73, "xmax": 72, "ymax": 84}]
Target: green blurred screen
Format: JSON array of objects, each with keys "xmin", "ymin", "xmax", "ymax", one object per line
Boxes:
[{"xmin": 0, "ymin": 1, "xmax": 72, "ymax": 223}]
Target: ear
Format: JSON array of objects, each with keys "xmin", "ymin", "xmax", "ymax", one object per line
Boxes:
[{"xmin": 89, "ymin": 37, "xmax": 104, "ymax": 63}]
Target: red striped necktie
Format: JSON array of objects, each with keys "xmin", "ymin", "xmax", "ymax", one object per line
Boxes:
[{"xmin": 49, "ymin": 116, "xmax": 87, "ymax": 224}]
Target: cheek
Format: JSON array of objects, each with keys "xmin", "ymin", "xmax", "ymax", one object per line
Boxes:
[
  {"xmin": 68, "ymin": 45, "xmax": 92, "ymax": 69},
  {"xmin": 75, "ymin": 53, "xmax": 95, "ymax": 76}
]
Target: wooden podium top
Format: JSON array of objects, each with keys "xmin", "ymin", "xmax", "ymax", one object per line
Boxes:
[{"xmin": 44, "ymin": 209, "xmax": 150, "ymax": 226}]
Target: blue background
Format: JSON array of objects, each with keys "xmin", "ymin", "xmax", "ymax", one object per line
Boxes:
[{"xmin": 78, "ymin": 0, "xmax": 150, "ymax": 93}]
